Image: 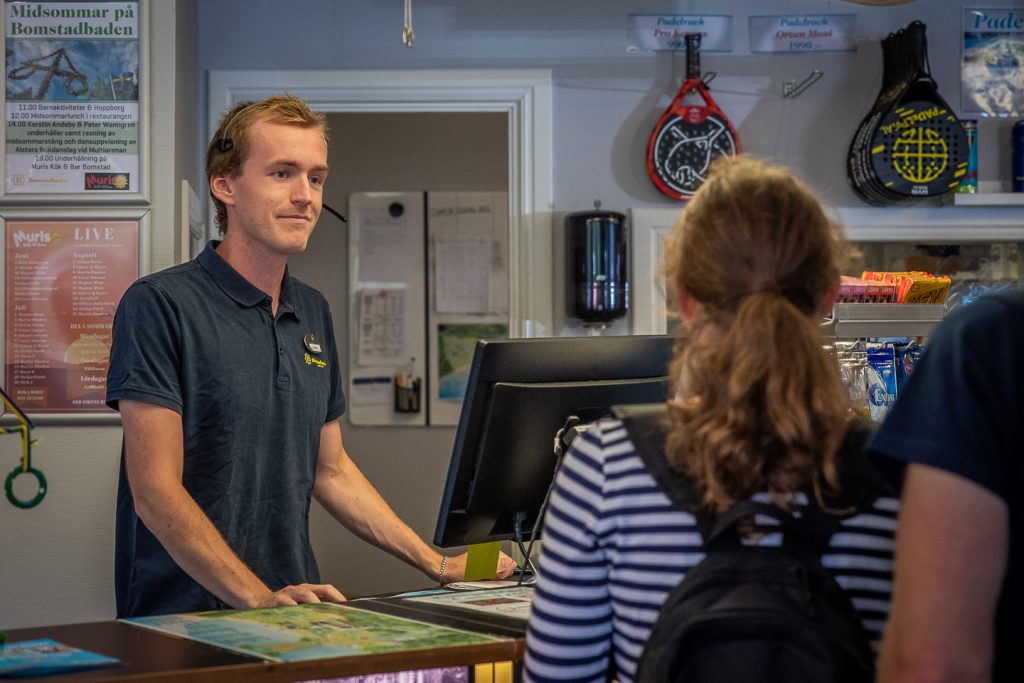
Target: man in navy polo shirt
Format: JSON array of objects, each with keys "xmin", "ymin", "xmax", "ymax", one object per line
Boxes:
[{"xmin": 107, "ymin": 95, "xmax": 513, "ymax": 617}]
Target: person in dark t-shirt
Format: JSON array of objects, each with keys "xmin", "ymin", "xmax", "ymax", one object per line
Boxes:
[
  {"xmin": 870, "ymin": 291, "xmax": 1023, "ymax": 682},
  {"xmin": 108, "ymin": 95, "xmax": 513, "ymax": 617}
]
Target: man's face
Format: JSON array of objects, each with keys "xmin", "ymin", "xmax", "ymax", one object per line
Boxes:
[{"xmin": 215, "ymin": 117, "xmax": 329, "ymax": 257}]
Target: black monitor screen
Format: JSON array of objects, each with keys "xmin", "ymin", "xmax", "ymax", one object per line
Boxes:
[{"xmin": 433, "ymin": 334, "xmax": 674, "ymax": 548}]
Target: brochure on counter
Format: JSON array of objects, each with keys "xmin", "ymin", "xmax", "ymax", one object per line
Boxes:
[
  {"xmin": 403, "ymin": 585, "xmax": 534, "ymax": 622},
  {"xmin": 0, "ymin": 638, "xmax": 121, "ymax": 677}
]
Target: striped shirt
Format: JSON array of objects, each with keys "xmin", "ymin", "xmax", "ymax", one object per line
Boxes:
[{"xmin": 524, "ymin": 419, "xmax": 899, "ymax": 683}]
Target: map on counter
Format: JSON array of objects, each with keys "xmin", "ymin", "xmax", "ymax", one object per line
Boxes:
[
  {"xmin": 122, "ymin": 602, "xmax": 503, "ymax": 662},
  {"xmin": 404, "ymin": 586, "xmax": 534, "ymax": 622}
]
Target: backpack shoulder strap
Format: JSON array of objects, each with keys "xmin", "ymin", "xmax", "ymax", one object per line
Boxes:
[
  {"xmin": 613, "ymin": 403, "xmax": 708, "ymax": 529},
  {"xmin": 615, "ymin": 406, "xmax": 887, "ymax": 555}
]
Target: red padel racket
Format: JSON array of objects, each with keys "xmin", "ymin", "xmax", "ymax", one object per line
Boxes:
[{"xmin": 647, "ymin": 33, "xmax": 740, "ymax": 201}]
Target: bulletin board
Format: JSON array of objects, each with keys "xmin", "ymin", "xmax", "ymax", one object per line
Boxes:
[
  {"xmin": 347, "ymin": 192, "xmax": 426, "ymax": 426},
  {"xmin": 347, "ymin": 191, "xmax": 509, "ymax": 427}
]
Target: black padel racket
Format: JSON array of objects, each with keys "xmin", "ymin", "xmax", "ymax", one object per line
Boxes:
[
  {"xmin": 848, "ymin": 28, "xmax": 913, "ymax": 204},
  {"xmin": 848, "ymin": 21, "xmax": 968, "ymax": 204},
  {"xmin": 647, "ymin": 33, "xmax": 740, "ymax": 201},
  {"xmin": 869, "ymin": 101, "xmax": 967, "ymax": 198}
]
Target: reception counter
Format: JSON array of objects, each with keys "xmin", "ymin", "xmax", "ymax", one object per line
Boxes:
[{"xmin": 0, "ymin": 589, "xmax": 529, "ymax": 682}]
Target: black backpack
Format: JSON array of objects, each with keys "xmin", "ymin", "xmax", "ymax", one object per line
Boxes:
[{"xmin": 614, "ymin": 404, "xmax": 882, "ymax": 683}]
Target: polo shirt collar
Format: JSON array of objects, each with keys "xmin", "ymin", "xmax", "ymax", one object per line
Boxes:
[{"xmin": 197, "ymin": 241, "xmax": 300, "ymax": 319}]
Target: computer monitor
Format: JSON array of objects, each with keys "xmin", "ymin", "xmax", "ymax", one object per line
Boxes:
[{"xmin": 433, "ymin": 334, "xmax": 675, "ymax": 548}]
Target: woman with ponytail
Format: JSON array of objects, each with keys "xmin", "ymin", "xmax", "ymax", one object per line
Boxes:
[
  {"xmin": 663, "ymin": 156, "xmax": 851, "ymax": 515},
  {"xmin": 525, "ymin": 157, "xmax": 900, "ymax": 683}
]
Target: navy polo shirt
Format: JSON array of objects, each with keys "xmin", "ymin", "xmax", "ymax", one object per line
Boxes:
[{"xmin": 107, "ymin": 241, "xmax": 346, "ymax": 617}]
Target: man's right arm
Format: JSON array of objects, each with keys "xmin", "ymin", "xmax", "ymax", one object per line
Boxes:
[
  {"xmin": 120, "ymin": 399, "xmax": 344, "ymax": 608},
  {"xmin": 878, "ymin": 463, "xmax": 1008, "ymax": 683}
]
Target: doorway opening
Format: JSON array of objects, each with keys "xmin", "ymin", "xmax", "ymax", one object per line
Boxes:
[{"xmin": 207, "ymin": 69, "xmax": 553, "ymax": 335}]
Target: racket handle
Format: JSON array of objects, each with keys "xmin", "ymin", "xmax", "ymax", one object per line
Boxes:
[
  {"xmin": 685, "ymin": 33, "xmax": 701, "ymax": 81},
  {"xmin": 907, "ymin": 21, "xmax": 928, "ymax": 75}
]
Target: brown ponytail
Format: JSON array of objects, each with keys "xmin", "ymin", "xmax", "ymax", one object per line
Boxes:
[{"xmin": 662, "ymin": 157, "xmax": 851, "ymax": 512}]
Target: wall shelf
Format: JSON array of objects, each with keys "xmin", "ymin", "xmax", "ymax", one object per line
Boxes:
[
  {"xmin": 836, "ymin": 205, "xmax": 1024, "ymax": 243},
  {"xmin": 630, "ymin": 204, "xmax": 1018, "ymax": 336},
  {"xmin": 822, "ymin": 303, "xmax": 945, "ymax": 340},
  {"xmin": 951, "ymin": 192, "xmax": 1024, "ymax": 206}
]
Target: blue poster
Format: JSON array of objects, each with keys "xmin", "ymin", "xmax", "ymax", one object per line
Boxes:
[{"xmin": 962, "ymin": 8, "xmax": 1024, "ymax": 116}]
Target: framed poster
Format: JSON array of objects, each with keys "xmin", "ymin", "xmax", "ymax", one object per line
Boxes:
[
  {"xmin": 1, "ymin": 209, "xmax": 146, "ymax": 421},
  {"xmin": 962, "ymin": 7, "xmax": 1024, "ymax": 117},
  {"xmin": 1, "ymin": 0, "xmax": 148, "ymax": 202},
  {"xmin": 428, "ymin": 317, "xmax": 508, "ymax": 426}
]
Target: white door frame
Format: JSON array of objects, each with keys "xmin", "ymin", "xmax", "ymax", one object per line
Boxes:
[{"xmin": 208, "ymin": 69, "xmax": 553, "ymax": 337}]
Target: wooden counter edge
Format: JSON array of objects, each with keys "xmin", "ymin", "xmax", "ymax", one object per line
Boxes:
[{"xmin": 75, "ymin": 638, "xmax": 524, "ymax": 682}]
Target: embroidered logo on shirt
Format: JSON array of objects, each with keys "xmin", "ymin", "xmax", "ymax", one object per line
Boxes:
[{"xmin": 304, "ymin": 353, "xmax": 326, "ymax": 368}]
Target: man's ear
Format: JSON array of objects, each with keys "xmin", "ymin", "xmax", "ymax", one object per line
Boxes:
[{"xmin": 209, "ymin": 174, "xmax": 235, "ymax": 207}]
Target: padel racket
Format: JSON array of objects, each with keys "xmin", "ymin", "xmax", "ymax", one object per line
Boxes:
[
  {"xmin": 869, "ymin": 101, "xmax": 966, "ymax": 197},
  {"xmin": 647, "ymin": 33, "xmax": 740, "ymax": 201},
  {"xmin": 848, "ymin": 21, "xmax": 967, "ymax": 204},
  {"xmin": 848, "ymin": 28, "xmax": 912, "ymax": 204}
]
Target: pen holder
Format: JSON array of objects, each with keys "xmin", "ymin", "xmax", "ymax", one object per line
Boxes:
[{"xmin": 394, "ymin": 377, "xmax": 421, "ymax": 413}]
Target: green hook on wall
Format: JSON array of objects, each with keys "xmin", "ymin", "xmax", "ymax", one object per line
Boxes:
[{"xmin": 0, "ymin": 387, "xmax": 45, "ymax": 509}]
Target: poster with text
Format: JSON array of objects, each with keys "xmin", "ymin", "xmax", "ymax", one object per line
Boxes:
[
  {"xmin": 962, "ymin": 7, "xmax": 1024, "ymax": 116},
  {"xmin": 4, "ymin": 219, "xmax": 138, "ymax": 412},
  {"xmin": 4, "ymin": 1, "xmax": 140, "ymax": 194}
]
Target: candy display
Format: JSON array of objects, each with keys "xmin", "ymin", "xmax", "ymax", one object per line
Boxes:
[
  {"xmin": 861, "ymin": 271, "xmax": 952, "ymax": 304},
  {"xmin": 833, "ymin": 337, "xmax": 923, "ymax": 421},
  {"xmin": 836, "ymin": 275, "xmax": 897, "ymax": 303}
]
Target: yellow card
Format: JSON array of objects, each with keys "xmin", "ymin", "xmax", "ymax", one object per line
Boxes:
[{"xmin": 464, "ymin": 541, "xmax": 501, "ymax": 581}]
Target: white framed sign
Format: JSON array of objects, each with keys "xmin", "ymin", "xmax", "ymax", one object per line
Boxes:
[
  {"xmin": 2, "ymin": 0, "xmax": 148, "ymax": 202},
  {"xmin": 627, "ymin": 14, "xmax": 733, "ymax": 52},
  {"xmin": 749, "ymin": 14, "xmax": 856, "ymax": 53},
  {"xmin": 0, "ymin": 207, "xmax": 148, "ymax": 423}
]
